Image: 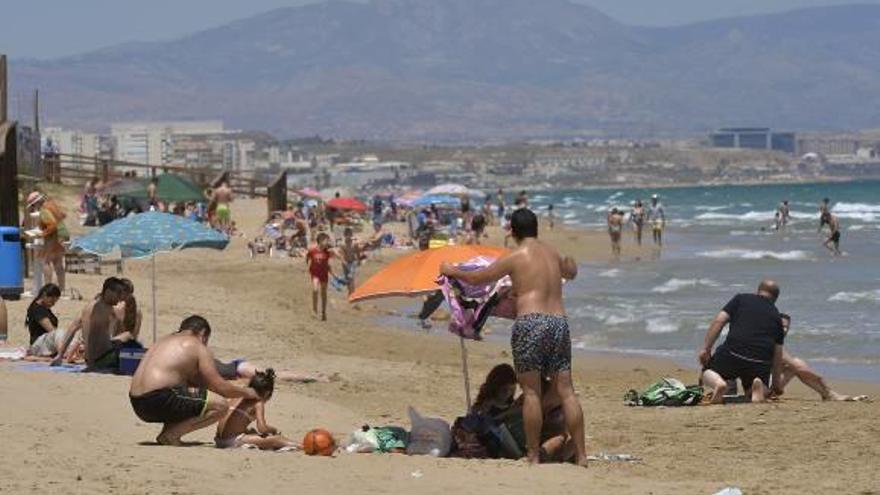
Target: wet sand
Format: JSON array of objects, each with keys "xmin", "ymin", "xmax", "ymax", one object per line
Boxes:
[{"xmin": 1, "ymin": 195, "xmax": 877, "ymax": 495}]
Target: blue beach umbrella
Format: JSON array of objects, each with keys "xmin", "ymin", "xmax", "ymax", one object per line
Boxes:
[
  {"xmin": 413, "ymin": 194, "xmax": 461, "ymax": 207},
  {"xmin": 70, "ymin": 212, "xmax": 229, "ymax": 342}
]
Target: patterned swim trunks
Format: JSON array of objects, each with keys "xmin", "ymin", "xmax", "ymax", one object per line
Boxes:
[{"xmin": 510, "ymin": 313, "xmax": 571, "ymax": 375}]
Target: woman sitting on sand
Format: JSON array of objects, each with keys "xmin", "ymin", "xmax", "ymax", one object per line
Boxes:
[
  {"xmin": 26, "ymin": 284, "xmax": 64, "ymax": 357},
  {"xmin": 215, "ymin": 369, "xmax": 299, "ymax": 451},
  {"xmin": 471, "ymin": 364, "xmax": 575, "ymax": 463},
  {"xmin": 113, "ymin": 278, "xmax": 142, "ymax": 341}
]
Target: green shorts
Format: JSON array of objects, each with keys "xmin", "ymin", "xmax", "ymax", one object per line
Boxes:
[{"xmin": 216, "ymin": 203, "xmax": 231, "ymax": 222}]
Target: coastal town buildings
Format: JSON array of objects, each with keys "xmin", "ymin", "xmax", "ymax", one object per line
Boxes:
[
  {"xmin": 111, "ymin": 120, "xmax": 224, "ymax": 167},
  {"xmin": 710, "ymin": 127, "xmax": 797, "ymax": 153},
  {"xmin": 42, "ymin": 127, "xmax": 101, "ymax": 157}
]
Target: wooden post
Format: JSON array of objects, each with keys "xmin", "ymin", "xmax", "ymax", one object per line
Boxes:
[
  {"xmin": 33, "ymin": 89, "xmax": 39, "ymax": 133},
  {"xmin": 0, "ymin": 122, "xmax": 19, "ymax": 226},
  {"xmin": 0, "ymin": 55, "xmax": 7, "ymax": 124},
  {"xmin": 101, "ymin": 158, "xmax": 110, "ymax": 183},
  {"xmin": 267, "ymin": 171, "xmax": 287, "ymax": 216}
]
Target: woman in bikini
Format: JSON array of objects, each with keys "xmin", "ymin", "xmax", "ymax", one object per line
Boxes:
[
  {"xmin": 607, "ymin": 207, "xmax": 624, "ymax": 259},
  {"xmin": 215, "ymin": 369, "xmax": 299, "ymax": 451},
  {"xmin": 113, "ymin": 278, "xmax": 142, "ymax": 340}
]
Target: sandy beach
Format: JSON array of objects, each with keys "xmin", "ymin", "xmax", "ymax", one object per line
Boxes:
[{"xmin": 1, "ymin": 194, "xmax": 878, "ymax": 495}]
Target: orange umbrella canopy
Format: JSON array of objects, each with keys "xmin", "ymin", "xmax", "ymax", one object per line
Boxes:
[{"xmin": 349, "ymin": 244, "xmax": 510, "ymax": 302}]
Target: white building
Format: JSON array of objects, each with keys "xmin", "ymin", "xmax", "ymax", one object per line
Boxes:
[
  {"xmin": 111, "ymin": 120, "xmax": 224, "ymax": 166},
  {"xmin": 43, "ymin": 127, "xmax": 100, "ymax": 157}
]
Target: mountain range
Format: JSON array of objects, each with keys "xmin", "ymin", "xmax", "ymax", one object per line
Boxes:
[{"xmin": 11, "ymin": 0, "xmax": 880, "ymax": 140}]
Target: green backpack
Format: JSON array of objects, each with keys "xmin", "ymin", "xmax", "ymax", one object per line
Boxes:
[{"xmin": 624, "ymin": 378, "xmax": 704, "ymax": 407}]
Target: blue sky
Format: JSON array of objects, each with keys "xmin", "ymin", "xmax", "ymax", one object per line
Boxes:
[{"xmin": 1, "ymin": 0, "xmax": 876, "ymax": 59}]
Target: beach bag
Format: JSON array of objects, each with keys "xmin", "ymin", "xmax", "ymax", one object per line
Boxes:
[
  {"xmin": 406, "ymin": 407, "xmax": 452, "ymax": 457},
  {"xmin": 450, "ymin": 414, "xmax": 490, "ymax": 459},
  {"xmin": 624, "ymin": 377, "xmax": 703, "ymax": 407}
]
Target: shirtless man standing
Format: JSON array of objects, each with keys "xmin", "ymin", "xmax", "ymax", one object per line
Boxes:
[
  {"xmin": 648, "ymin": 194, "xmax": 666, "ymax": 246},
  {"xmin": 213, "ymin": 181, "xmax": 234, "ymax": 232},
  {"xmin": 441, "ymin": 208, "xmax": 587, "ymax": 467},
  {"xmin": 821, "ymin": 211, "xmax": 842, "ymax": 256},
  {"xmin": 129, "ymin": 315, "xmax": 260, "ymax": 446}
]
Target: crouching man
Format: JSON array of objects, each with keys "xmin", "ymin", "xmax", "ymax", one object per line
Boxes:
[{"xmin": 129, "ymin": 315, "xmax": 259, "ymax": 445}]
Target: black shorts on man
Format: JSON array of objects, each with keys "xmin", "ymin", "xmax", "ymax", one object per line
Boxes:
[{"xmin": 130, "ymin": 386, "xmax": 208, "ymax": 424}]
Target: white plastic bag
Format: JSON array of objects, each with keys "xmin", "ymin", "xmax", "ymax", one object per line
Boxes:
[
  {"xmin": 344, "ymin": 426, "xmax": 380, "ymax": 453},
  {"xmin": 405, "ymin": 407, "xmax": 452, "ymax": 457}
]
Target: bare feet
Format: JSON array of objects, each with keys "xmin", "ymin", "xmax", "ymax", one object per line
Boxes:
[
  {"xmin": 574, "ymin": 456, "xmax": 589, "ymax": 468},
  {"xmin": 525, "ymin": 449, "xmax": 540, "ymax": 465},
  {"xmin": 156, "ymin": 432, "xmax": 183, "ymax": 446},
  {"xmin": 826, "ymin": 392, "xmax": 870, "ymax": 402}
]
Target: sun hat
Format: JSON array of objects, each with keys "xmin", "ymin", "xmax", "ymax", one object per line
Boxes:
[{"xmin": 26, "ymin": 191, "xmax": 46, "ymax": 208}]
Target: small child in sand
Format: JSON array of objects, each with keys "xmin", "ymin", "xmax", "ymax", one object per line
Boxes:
[
  {"xmin": 306, "ymin": 232, "xmax": 336, "ymax": 321},
  {"xmin": 215, "ymin": 369, "xmax": 299, "ymax": 451}
]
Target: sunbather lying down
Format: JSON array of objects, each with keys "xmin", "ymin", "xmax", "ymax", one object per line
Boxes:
[{"xmin": 214, "ymin": 358, "xmax": 331, "ymax": 384}]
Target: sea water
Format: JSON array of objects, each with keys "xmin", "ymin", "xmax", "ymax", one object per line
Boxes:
[{"xmin": 520, "ymin": 181, "xmax": 880, "ymax": 382}]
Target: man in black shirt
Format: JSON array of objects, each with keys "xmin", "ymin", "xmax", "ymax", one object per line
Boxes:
[{"xmin": 699, "ymin": 280, "xmax": 785, "ymax": 404}]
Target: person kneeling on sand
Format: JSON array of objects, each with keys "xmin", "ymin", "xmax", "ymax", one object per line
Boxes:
[
  {"xmin": 215, "ymin": 368, "xmax": 299, "ymax": 450},
  {"xmin": 772, "ymin": 314, "xmax": 868, "ymax": 402},
  {"xmin": 441, "ymin": 208, "xmax": 587, "ymax": 467},
  {"xmin": 699, "ymin": 280, "xmax": 785, "ymax": 404},
  {"xmin": 470, "ymin": 364, "xmax": 575, "ymax": 462},
  {"xmin": 129, "ymin": 315, "xmax": 260, "ymax": 446}
]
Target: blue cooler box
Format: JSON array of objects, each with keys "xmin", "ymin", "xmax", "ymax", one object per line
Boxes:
[
  {"xmin": 119, "ymin": 348, "xmax": 147, "ymax": 376},
  {"xmin": 0, "ymin": 226, "xmax": 23, "ymax": 300}
]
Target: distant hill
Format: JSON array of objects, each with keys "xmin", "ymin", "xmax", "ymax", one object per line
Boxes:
[{"xmin": 11, "ymin": 0, "xmax": 880, "ymax": 140}]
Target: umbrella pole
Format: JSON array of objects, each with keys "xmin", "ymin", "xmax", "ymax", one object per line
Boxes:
[
  {"xmin": 151, "ymin": 254, "xmax": 157, "ymax": 344},
  {"xmin": 460, "ymin": 336, "xmax": 472, "ymax": 411}
]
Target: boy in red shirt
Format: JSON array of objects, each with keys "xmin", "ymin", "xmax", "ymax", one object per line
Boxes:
[{"xmin": 306, "ymin": 232, "xmax": 335, "ymax": 321}]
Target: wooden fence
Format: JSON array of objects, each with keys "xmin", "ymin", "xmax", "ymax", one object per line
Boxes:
[
  {"xmin": 47, "ymin": 153, "xmax": 265, "ymax": 198},
  {"xmin": 43, "ymin": 153, "xmax": 291, "ymax": 217}
]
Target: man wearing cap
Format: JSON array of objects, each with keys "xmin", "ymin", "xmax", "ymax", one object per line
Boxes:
[
  {"xmin": 26, "ymin": 191, "xmax": 69, "ymax": 292},
  {"xmin": 648, "ymin": 194, "xmax": 666, "ymax": 247}
]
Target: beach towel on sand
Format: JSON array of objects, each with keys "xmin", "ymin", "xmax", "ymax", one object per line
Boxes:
[
  {"xmin": 439, "ymin": 256, "xmax": 516, "ymax": 340},
  {"xmin": 17, "ymin": 362, "xmax": 86, "ymax": 374},
  {"xmin": 625, "ymin": 377, "xmax": 703, "ymax": 407}
]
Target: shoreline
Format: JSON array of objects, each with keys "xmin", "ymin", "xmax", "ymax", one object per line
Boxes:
[{"xmin": 517, "ymin": 176, "xmax": 880, "ymax": 193}]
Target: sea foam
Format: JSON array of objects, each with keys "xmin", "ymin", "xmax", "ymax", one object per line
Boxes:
[
  {"xmin": 645, "ymin": 318, "xmax": 680, "ymax": 334},
  {"xmin": 828, "ymin": 289, "xmax": 880, "ymax": 304},
  {"xmin": 651, "ymin": 278, "xmax": 719, "ymax": 294},
  {"xmin": 697, "ymin": 249, "xmax": 813, "ymax": 261}
]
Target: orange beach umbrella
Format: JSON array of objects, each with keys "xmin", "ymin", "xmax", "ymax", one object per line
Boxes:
[{"xmin": 349, "ymin": 244, "xmax": 510, "ymax": 303}]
